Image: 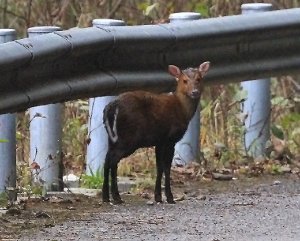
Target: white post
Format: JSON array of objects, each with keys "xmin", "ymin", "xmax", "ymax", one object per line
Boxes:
[
  {"xmin": 28, "ymin": 26, "xmax": 63, "ymax": 191},
  {"xmin": 169, "ymin": 12, "xmax": 202, "ymax": 166},
  {"xmin": 0, "ymin": 29, "xmax": 17, "ymax": 194},
  {"xmin": 241, "ymin": 3, "xmax": 272, "ymax": 157},
  {"xmin": 86, "ymin": 19, "xmax": 125, "ymax": 175}
]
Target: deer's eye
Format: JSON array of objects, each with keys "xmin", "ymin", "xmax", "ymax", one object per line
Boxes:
[{"xmin": 183, "ymin": 79, "xmax": 188, "ymax": 84}]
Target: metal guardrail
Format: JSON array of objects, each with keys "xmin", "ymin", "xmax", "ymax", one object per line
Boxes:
[{"xmin": 1, "ymin": 8, "xmax": 300, "ymax": 114}]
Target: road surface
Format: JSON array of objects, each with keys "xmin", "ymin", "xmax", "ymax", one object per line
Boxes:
[{"xmin": 19, "ymin": 176, "xmax": 300, "ymax": 241}]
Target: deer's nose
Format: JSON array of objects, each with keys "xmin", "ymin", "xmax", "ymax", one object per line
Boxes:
[{"xmin": 190, "ymin": 89, "xmax": 200, "ymax": 98}]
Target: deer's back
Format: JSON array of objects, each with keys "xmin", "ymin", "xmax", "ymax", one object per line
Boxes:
[{"xmin": 106, "ymin": 91, "xmax": 189, "ymax": 149}]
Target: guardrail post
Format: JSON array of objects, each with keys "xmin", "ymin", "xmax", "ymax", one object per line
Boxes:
[
  {"xmin": 0, "ymin": 29, "xmax": 16, "ymax": 195},
  {"xmin": 86, "ymin": 19, "xmax": 125, "ymax": 175},
  {"xmin": 28, "ymin": 26, "xmax": 63, "ymax": 191},
  {"xmin": 169, "ymin": 12, "xmax": 202, "ymax": 165},
  {"xmin": 241, "ymin": 3, "xmax": 272, "ymax": 158}
]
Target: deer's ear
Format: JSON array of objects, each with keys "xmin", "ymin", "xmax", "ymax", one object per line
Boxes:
[
  {"xmin": 199, "ymin": 61, "xmax": 210, "ymax": 77},
  {"xmin": 168, "ymin": 65, "xmax": 181, "ymax": 78}
]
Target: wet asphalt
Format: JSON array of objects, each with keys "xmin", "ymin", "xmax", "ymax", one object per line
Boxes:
[{"xmin": 20, "ymin": 177, "xmax": 300, "ymax": 241}]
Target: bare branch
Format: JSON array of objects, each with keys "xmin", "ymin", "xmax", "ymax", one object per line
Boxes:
[
  {"xmin": 0, "ymin": 6, "xmax": 27, "ymax": 22},
  {"xmin": 26, "ymin": 0, "xmax": 33, "ymax": 28},
  {"xmin": 107, "ymin": 0, "xmax": 123, "ymax": 19},
  {"xmin": 52, "ymin": 0, "xmax": 71, "ymax": 23}
]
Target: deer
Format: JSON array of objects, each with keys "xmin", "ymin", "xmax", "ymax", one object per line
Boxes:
[{"xmin": 102, "ymin": 61, "xmax": 210, "ymax": 204}]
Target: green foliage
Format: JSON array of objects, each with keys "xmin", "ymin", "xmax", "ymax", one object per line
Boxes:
[
  {"xmin": 144, "ymin": 3, "xmax": 159, "ymax": 18},
  {"xmin": 200, "ymin": 84, "xmax": 246, "ymax": 168},
  {"xmin": 62, "ymin": 101, "xmax": 88, "ymax": 173},
  {"xmin": 31, "ymin": 185, "xmax": 43, "ymax": 196},
  {"xmin": 270, "ymin": 80, "xmax": 300, "ymax": 153},
  {"xmin": 271, "ymin": 96, "xmax": 290, "ymax": 107},
  {"xmin": 281, "ymin": 113, "xmax": 300, "ymax": 148},
  {"xmin": 135, "ymin": 178, "xmax": 155, "ymax": 192},
  {"xmin": 271, "ymin": 125, "xmax": 285, "ymax": 140},
  {"xmin": 281, "ymin": 113, "xmax": 300, "ymax": 130},
  {"xmin": 0, "ymin": 192, "xmax": 8, "ymax": 207},
  {"xmin": 137, "ymin": 1, "xmax": 150, "ymax": 11},
  {"xmin": 16, "ymin": 163, "xmax": 44, "ymax": 199},
  {"xmin": 118, "ymin": 148, "xmax": 156, "ymax": 178},
  {"xmin": 81, "ymin": 167, "xmax": 104, "ymax": 189},
  {"xmin": 270, "ymin": 164, "xmax": 282, "ymax": 175},
  {"xmin": 219, "ymin": 149, "xmax": 233, "ymax": 166},
  {"xmin": 20, "ymin": 183, "xmax": 44, "ymax": 199},
  {"xmin": 233, "ymin": 88, "xmax": 247, "ymax": 102},
  {"xmin": 194, "ymin": 2, "xmax": 210, "ymax": 17}
]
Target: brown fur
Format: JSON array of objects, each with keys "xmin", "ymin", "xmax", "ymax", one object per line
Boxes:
[{"xmin": 102, "ymin": 62, "xmax": 210, "ymax": 204}]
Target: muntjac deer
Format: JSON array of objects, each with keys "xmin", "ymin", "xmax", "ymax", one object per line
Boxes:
[{"xmin": 102, "ymin": 61, "xmax": 210, "ymax": 204}]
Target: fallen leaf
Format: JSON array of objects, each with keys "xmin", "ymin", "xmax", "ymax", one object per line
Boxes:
[
  {"xmin": 30, "ymin": 162, "xmax": 40, "ymax": 170},
  {"xmin": 212, "ymin": 172, "xmax": 233, "ymax": 181},
  {"xmin": 146, "ymin": 201, "xmax": 154, "ymax": 206},
  {"xmin": 35, "ymin": 211, "xmax": 51, "ymax": 218},
  {"xmin": 6, "ymin": 207, "xmax": 21, "ymax": 216},
  {"xmin": 174, "ymin": 195, "xmax": 185, "ymax": 202}
]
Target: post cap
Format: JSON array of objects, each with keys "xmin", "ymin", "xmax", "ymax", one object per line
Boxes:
[
  {"xmin": 241, "ymin": 3, "xmax": 272, "ymax": 13},
  {"xmin": 27, "ymin": 26, "xmax": 62, "ymax": 34},
  {"xmin": 169, "ymin": 12, "xmax": 201, "ymax": 22},
  {"xmin": 0, "ymin": 29, "xmax": 16, "ymax": 36},
  {"xmin": 92, "ymin": 19, "xmax": 125, "ymax": 27}
]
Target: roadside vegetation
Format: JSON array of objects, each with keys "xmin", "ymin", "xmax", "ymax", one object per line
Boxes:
[{"xmin": 0, "ymin": 0, "xmax": 298, "ymax": 193}]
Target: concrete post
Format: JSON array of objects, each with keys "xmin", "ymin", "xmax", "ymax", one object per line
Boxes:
[
  {"xmin": 86, "ymin": 19, "xmax": 125, "ymax": 175},
  {"xmin": 169, "ymin": 12, "xmax": 202, "ymax": 166},
  {"xmin": 0, "ymin": 29, "xmax": 16, "ymax": 194},
  {"xmin": 28, "ymin": 26, "xmax": 63, "ymax": 191},
  {"xmin": 241, "ymin": 4, "xmax": 272, "ymax": 157}
]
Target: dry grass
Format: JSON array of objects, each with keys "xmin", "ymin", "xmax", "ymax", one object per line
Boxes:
[{"xmin": 118, "ymin": 148, "xmax": 156, "ymax": 178}]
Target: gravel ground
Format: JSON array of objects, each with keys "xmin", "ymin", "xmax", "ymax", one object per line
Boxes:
[{"xmin": 19, "ymin": 177, "xmax": 300, "ymax": 241}]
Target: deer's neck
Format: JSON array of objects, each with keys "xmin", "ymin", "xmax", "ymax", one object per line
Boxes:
[{"xmin": 175, "ymin": 91, "xmax": 199, "ymax": 121}]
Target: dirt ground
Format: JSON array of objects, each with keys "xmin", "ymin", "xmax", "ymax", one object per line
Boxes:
[{"xmin": 2, "ymin": 175, "xmax": 300, "ymax": 241}]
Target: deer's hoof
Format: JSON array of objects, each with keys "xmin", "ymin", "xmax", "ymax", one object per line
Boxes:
[
  {"xmin": 167, "ymin": 199, "xmax": 176, "ymax": 204},
  {"xmin": 154, "ymin": 193, "xmax": 163, "ymax": 203},
  {"xmin": 113, "ymin": 198, "xmax": 124, "ymax": 205},
  {"xmin": 102, "ymin": 197, "xmax": 110, "ymax": 203}
]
